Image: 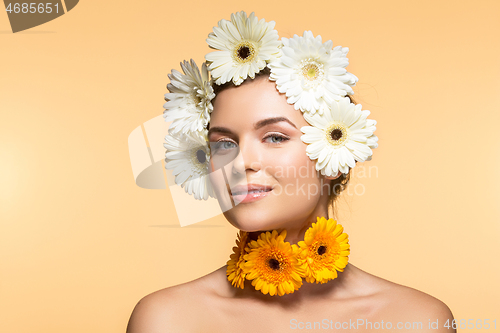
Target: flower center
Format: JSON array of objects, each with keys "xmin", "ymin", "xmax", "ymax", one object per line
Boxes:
[
  {"xmin": 268, "ymin": 258, "xmax": 280, "ymax": 271},
  {"xmin": 326, "ymin": 123, "xmax": 349, "ymax": 147},
  {"xmin": 190, "ymin": 148, "xmax": 208, "ymax": 176},
  {"xmin": 317, "ymin": 245, "xmax": 327, "ymax": 255},
  {"xmin": 254, "ymin": 248, "xmax": 294, "ymax": 284},
  {"xmin": 303, "ymin": 64, "xmax": 319, "ymax": 80},
  {"xmin": 196, "ymin": 149, "xmax": 206, "ymax": 164},
  {"xmin": 233, "ymin": 41, "xmax": 256, "ymax": 64},
  {"xmin": 192, "ymin": 91, "xmax": 203, "ymax": 106},
  {"xmin": 298, "ymin": 58, "xmax": 324, "ymax": 87},
  {"xmin": 331, "ymin": 129, "xmax": 342, "ymax": 140}
]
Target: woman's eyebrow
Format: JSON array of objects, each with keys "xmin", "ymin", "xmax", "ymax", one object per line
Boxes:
[
  {"xmin": 207, "ymin": 117, "xmax": 297, "ymax": 138},
  {"xmin": 207, "ymin": 126, "xmax": 233, "ymax": 138},
  {"xmin": 254, "ymin": 117, "xmax": 297, "ymax": 130}
]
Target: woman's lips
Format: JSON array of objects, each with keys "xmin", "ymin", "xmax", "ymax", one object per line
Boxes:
[
  {"xmin": 231, "ymin": 188, "xmax": 273, "ymax": 204},
  {"xmin": 230, "ymin": 184, "xmax": 273, "ymax": 204}
]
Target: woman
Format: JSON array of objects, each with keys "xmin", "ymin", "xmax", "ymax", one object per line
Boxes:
[{"xmin": 127, "ymin": 11, "xmax": 455, "ymax": 332}]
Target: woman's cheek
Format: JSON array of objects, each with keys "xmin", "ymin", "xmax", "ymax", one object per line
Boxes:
[{"xmin": 266, "ymin": 148, "xmax": 316, "ymax": 186}]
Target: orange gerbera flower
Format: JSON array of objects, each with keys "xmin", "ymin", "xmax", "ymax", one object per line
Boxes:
[
  {"xmin": 226, "ymin": 230, "xmax": 248, "ymax": 289},
  {"xmin": 242, "ymin": 230, "xmax": 304, "ymax": 296},
  {"xmin": 298, "ymin": 217, "xmax": 350, "ymax": 284}
]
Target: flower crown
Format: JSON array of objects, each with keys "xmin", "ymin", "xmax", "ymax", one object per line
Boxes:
[{"xmin": 163, "ymin": 11, "xmax": 379, "ymax": 201}]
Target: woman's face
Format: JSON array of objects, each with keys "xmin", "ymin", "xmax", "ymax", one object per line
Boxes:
[{"xmin": 208, "ymin": 77, "xmax": 337, "ymax": 232}]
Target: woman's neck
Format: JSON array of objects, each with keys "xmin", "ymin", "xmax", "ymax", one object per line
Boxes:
[{"xmin": 250, "ymin": 206, "xmax": 331, "ymax": 244}]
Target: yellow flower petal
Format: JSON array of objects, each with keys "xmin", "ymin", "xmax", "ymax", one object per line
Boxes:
[
  {"xmin": 242, "ymin": 228, "xmax": 303, "ymax": 296},
  {"xmin": 299, "ymin": 217, "xmax": 350, "ymax": 284},
  {"xmin": 226, "ymin": 231, "xmax": 248, "ymax": 289}
]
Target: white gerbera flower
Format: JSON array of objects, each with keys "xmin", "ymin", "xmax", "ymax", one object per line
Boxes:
[
  {"xmin": 164, "ymin": 129, "xmax": 216, "ymax": 200},
  {"xmin": 205, "ymin": 11, "xmax": 281, "ymax": 86},
  {"xmin": 268, "ymin": 31, "xmax": 358, "ymax": 115},
  {"xmin": 300, "ymin": 97, "xmax": 377, "ymax": 176},
  {"xmin": 163, "ymin": 59, "xmax": 215, "ymax": 136},
  {"xmin": 364, "ymin": 119, "xmax": 379, "ymax": 161}
]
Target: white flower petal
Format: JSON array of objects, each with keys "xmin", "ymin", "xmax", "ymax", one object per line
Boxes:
[
  {"xmin": 204, "ymin": 11, "xmax": 280, "ymax": 86},
  {"xmin": 268, "ymin": 30, "xmax": 357, "ymax": 114},
  {"xmin": 164, "ymin": 131, "xmax": 214, "ymax": 200},
  {"xmin": 163, "ymin": 60, "xmax": 214, "ymax": 137},
  {"xmin": 300, "ymin": 99, "xmax": 377, "ymax": 176}
]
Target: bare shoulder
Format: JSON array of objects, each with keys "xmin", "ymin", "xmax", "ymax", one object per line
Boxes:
[
  {"xmin": 357, "ymin": 268, "xmax": 455, "ymax": 332},
  {"xmin": 126, "ymin": 266, "xmax": 227, "ymax": 333}
]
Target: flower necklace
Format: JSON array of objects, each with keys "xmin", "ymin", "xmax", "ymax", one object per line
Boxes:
[{"xmin": 226, "ymin": 216, "xmax": 350, "ymax": 296}]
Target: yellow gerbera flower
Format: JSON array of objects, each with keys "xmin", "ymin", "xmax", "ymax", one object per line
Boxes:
[
  {"xmin": 226, "ymin": 231, "xmax": 248, "ymax": 289},
  {"xmin": 298, "ymin": 217, "xmax": 350, "ymax": 284},
  {"xmin": 242, "ymin": 230, "xmax": 304, "ymax": 296}
]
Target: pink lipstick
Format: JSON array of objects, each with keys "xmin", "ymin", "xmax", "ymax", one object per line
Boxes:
[{"xmin": 230, "ymin": 184, "xmax": 273, "ymax": 204}]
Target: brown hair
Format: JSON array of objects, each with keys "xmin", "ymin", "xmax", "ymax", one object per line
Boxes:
[{"xmin": 208, "ymin": 67, "xmax": 352, "ymax": 219}]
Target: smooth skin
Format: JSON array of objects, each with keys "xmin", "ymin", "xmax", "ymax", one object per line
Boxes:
[{"xmin": 127, "ymin": 78, "xmax": 455, "ymax": 333}]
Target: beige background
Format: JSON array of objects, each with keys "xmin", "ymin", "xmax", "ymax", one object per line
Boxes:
[{"xmin": 1, "ymin": 0, "xmax": 499, "ymax": 332}]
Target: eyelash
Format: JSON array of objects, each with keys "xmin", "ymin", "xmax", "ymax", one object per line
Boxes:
[
  {"xmin": 214, "ymin": 133, "xmax": 289, "ymax": 150},
  {"xmin": 263, "ymin": 133, "xmax": 289, "ymax": 145}
]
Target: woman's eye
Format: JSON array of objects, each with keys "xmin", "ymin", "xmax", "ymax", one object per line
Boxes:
[
  {"xmin": 264, "ymin": 134, "xmax": 289, "ymax": 144},
  {"xmin": 213, "ymin": 140, "xmax": 237, "ymax": 151}
]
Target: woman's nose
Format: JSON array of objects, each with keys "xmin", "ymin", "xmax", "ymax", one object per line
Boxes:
[{"xmin": 231, "ymin": 139, "xmax": 262, "ymax": 175}]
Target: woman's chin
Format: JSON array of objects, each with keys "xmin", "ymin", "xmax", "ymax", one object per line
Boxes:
[{"xmin": 224, "ymin": 213, "xmax": 283, "ymax": 233}]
